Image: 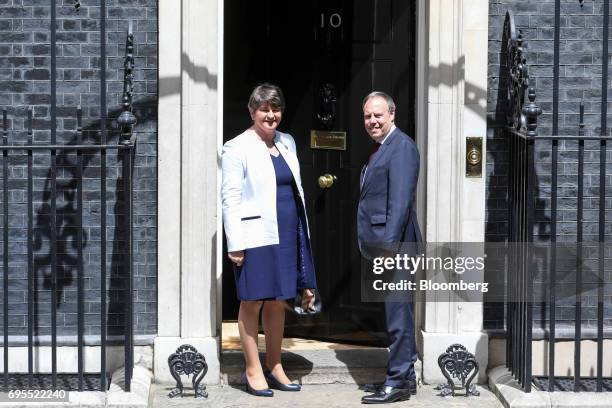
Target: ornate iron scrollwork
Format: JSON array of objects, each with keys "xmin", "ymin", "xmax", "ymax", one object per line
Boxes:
[
  {"xmin": 167, "ymin": 344, "xmax": 208, "ymax": 399},
  {"xmin": 316, "ymin": 83, "xmax": 337, "ymax": 130},
  {"xmin": 435, "ymin": 344, "xmax": 480, "ymax": 397},
  {"xmin": 504, "ymin": 11, "xmax": 530, "ymax": 132},
  {"xmin": 503, "ymin": 11, "xmax": 542, "ymax": 137}
]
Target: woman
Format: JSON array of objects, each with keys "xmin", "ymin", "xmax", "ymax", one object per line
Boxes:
[{"xmin": 221, "ymin": 84, "xmax": 318, "ymax": 397}]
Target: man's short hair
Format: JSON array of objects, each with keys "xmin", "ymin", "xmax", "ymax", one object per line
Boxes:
[{"xmin": 362, "ymin": 91, "xmax": 396, "ymax": 113}]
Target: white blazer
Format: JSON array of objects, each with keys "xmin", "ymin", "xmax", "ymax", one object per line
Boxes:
[{"xmin": 221, "ymin": 129, "xmax": 310, "ymax": 252}]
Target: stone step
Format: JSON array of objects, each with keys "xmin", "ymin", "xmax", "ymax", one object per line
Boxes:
[{"xmin": 221, "ymin": 348, "xmax": 422, "ymax": 386}]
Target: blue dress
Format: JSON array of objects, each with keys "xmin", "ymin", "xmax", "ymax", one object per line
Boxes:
[{"xmin": 234, "ymin": 152, "xmax": 299, "ymax": 300}]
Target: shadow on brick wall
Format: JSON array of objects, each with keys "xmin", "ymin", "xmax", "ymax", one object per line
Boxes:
[{"xmin": 30, "ymin": 97, "xmax": 156, "ymax": 340}]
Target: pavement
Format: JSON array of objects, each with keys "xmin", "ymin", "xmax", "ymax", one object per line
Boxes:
[{"xmin": 149, "ymin": 382, "xmax": 505, "ymax": 408}]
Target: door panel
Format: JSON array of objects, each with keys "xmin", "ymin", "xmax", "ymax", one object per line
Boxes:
[{"xmin": 223, "ymin": 0, "xmax": 416, "ymax": 346}]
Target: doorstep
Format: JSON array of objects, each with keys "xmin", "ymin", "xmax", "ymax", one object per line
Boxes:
[
  {"xmin": 221, "ymin": 321, "xmax": 421, "ymax": 386},
  {"xmin": 488, "ymin": 366, "xmax": 612, "ymax": 408},
  {"xmin": 222, "ymin": 348, "xmax": 412, "ymax": 385}
]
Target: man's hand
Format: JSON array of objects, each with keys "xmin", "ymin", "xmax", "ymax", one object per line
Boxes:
[
  {"xmin": 228, "ymin": 250, "xmax": 244, "ymax": 266},
  {"xmin": 302, "ymin": 288, "xmax": 316, "ymax": 311}
]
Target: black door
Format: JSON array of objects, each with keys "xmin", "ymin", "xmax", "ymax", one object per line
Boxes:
[{"xmin": 223, "ymin": 0, "xmax": 416, "ymax": 346}]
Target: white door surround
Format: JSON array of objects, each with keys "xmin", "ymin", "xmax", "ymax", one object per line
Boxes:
[
  {"xmin": 155, "ymin": 0, "xmax": 489, "ymax": 385},
  {"xmin": 155, "ymin": 0, "xmax": 223, "ymax": 384},
  {"xmin": 417, "ymin": 0, "xmax": 489, "ymax": 384}
]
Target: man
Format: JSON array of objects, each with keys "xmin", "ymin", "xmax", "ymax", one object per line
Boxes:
[{"xmin": 357, "ymin": 92, "xmax": 422, "ymax": 404}]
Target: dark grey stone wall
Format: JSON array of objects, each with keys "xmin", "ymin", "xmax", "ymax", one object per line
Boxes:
[
  {"xmin": 487, "ymin": 0, "xmax": 612, "ymax": 333},
  {"xmin": 0, "ymin": 0, "xmax": 157, "ymax": 342}
]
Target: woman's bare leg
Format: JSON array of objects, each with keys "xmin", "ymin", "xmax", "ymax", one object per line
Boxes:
[
  {"xmin": 262, "ymin": 300, "xmax": 291, "ymax": 383},
  {"xmin": 238, "ymin": 300, "xmax": 268, "ymax": 389}
]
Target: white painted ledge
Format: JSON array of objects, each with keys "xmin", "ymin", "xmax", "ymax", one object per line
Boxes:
[{"xmin": 488, "ymin": 365, "xmax": 612, "ymax": 408}]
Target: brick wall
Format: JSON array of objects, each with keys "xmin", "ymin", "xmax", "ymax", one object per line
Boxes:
[
  {"xmin": 487, "ymin": 0, "xmax": 612, "ymax": 333},
  {"xmin": 0, "ymin": 0, "xmax": 157, "ymax": 342}
]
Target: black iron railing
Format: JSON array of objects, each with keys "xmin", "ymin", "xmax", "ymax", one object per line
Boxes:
[
  {"xmin": 0, "ymin": 2, "xmax": 136, "ymax": 392},
  {"xmin": 504, "ymin": 5, "xmax": 611, "ymax": 393},
  {"xmin": 0, "ymin": 109, "xmax": 136, "ymax": 393}
]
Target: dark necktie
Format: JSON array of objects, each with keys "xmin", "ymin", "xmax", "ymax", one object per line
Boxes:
[{"xmin": 368, "ymin": 142, "xmax": 381, "ymax": 165}]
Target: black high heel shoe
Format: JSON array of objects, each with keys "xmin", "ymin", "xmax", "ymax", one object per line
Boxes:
[
  {"xmin": 243, "ymin": 373, "xmax": 274, "ymax": 397},
  {"xmin": 264, "ymin": 369, "xmax": 302, "ymax": 391}
]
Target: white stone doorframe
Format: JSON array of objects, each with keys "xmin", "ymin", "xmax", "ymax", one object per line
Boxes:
[
  {"xmin": 155, "ymin": 0, "xmax": 489, "ymax": 386},
  {"xmin": 155, "ymin": 0, "xmax": 222, "ymax": 384},
  {"xmin": 416, "ymin": 0, "xmax": 490, "ymax": 384}
]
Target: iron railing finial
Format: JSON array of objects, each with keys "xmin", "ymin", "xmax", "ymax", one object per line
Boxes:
[
  {"xmin": 117, "ymin": 21, "xmax": 137, "ymax": 143},
  {"xmin": 523, "ymin": 88, "xmax": 542, "ymax": 137}
]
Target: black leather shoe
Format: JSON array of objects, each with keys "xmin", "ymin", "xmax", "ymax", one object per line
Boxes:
[
  {"xmin": 361, "ymin": 386, "xmax": 411, "ymax": 404},
  {"xmin": 362, "ymin": 382, "xmax": 417, "ymax": 395},
  {"xmin": 243, "ymin": 373, "xmax": 274, "ymax": 397},
  {"xmin": 264, "ymin": 369, "xmax": 301, "ymax": 391}
]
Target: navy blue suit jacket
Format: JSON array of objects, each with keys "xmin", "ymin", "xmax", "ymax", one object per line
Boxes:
[{"xmin": 357, "ymin": 127, "xmax": 422, "ymax": 258}]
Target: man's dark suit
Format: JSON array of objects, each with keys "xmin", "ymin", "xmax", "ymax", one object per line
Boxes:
[{"xmin": 357, "ymin": 126, "xmax": 421, "ymax": 389}]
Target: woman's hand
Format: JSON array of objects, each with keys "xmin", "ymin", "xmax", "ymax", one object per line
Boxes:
[
  {"xmin": 302, "ymin": 288, "xmax": 316, "ymax": 311},
  {"xmin": 228, "ymin": 251, "xmax": 244, "ymax": 266}
]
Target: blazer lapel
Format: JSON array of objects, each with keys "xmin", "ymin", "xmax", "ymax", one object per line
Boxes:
[
  {"xmin": 360, "ymin": 129, "xmax": 399, "ymax": 198},
  {"xmin": 254, "ymin": 132, "xmax": 275, "ymax": 178},
  {"xmin": 274, "ymin": 133, "xmax": 300, "ymax": 183}
]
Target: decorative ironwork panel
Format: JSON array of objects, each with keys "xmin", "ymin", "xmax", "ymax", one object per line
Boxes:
[
  {"xmin": 167, "ymin": 344, "xmax": 208, "ymax": 399},
  {"xmin": 504, "ymin": 11, "xmax": 529, "ymax": 132},
  {"xmin": 435, "ymin": 344, "xmax": 479, "ymax": 397}
]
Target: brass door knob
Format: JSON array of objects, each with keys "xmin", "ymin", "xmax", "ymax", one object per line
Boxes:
[{"xmin": 318, "ymin": 173, "xmax": 337, "ymax": 189}]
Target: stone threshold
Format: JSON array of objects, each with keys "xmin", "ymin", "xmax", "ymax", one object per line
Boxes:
[
  {"xmin": 221, "ymin": 321, "xmax": 380, "ymax": 351},
  {"xmin": 220, "ymin": 322, "xmax": 425, "ymax": 386},
  {"xmin": 488, "ymin": 366, "xmax": 612, "ymax": 408},
  {"xmin": 0, "ymin": 366, "xmax": 151, "ymax": 408},
  {"xmin": 221, "ymin": 348, "xmax": 422, "ymax": 387}
]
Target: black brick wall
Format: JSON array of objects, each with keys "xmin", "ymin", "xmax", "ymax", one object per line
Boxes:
[
  {"xmin": 0, "ymin": 0, "xmax": 157, "ymax": 342},
  {"xmin": 487, "ymin": 0, "xmax": 612, "ymax": 333}
]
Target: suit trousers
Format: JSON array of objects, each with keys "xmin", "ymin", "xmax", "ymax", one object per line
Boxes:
[{"xmin": 383, "ymin": 300, "xmax": 418, "ymax": 388}]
